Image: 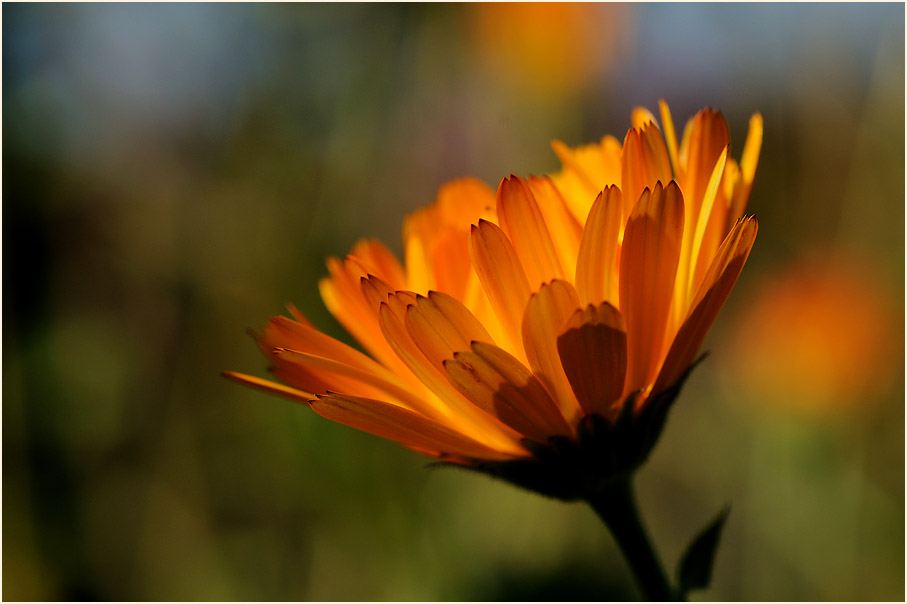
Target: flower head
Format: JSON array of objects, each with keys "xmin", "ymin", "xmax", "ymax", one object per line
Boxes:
[
  {"xmin": 225, "ymin": 102, "xmax": 762, "ymax": 499},
  {"xmin": 725, "ymin": 253, "xmax": 898, "ymax": 412}
]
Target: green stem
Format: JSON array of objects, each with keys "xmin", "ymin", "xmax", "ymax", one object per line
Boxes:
[{"xmin": 587, "ymin": 478, "xmax": 677, "ymax": 601}]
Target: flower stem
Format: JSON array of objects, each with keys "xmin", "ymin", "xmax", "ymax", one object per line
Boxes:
[{"xmin": 587, "ymin": 478, "xmax": 677, "ymax": 601}]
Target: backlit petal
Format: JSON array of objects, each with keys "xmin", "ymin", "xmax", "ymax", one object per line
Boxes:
[
  {"xmin": 680, "ymin": 108, "xmax": 730, "ymax": 217},
  {"xmin": 575, "ymin": 186, "xmax": 623, "ymax": 307},
  {"xmin": 654, "ymin": 217, "xmax": 757, "ymax": 394},
  {"xmin": 550, "ymin": 136, "xmax": 622, "ymax": 222},
  {"xmin": 619, "ymin": 181, "xmax": 684, "ymax": 396},
  {"xmin": 222, "ymin": 371, "xmax": 313, "ymax": 404},
  {"xmin": 621, "ymin": 122, "xmax": 672, "ymax": 221},
  {"xmin": 444, "ymin": 341, "xmax": 573, "ymax": 442},
  {"xmin": 527, "ymin": 175, "xmax": 583, "ymax": 282},
  {"xmin": 404, "ymin": 291, "xmax": 495, "ymax": 371},
  {"xmin": 468, "ymin": 219, "xmax": 532, "ymax": 356},
  {"xmin": 658, "ymin": 99, "xmax": 680, "ymax": 176},
  {"xmin": 557, "ymin": 302, "xmax": 627, "ymax": 417},
  {"xmin": 311, "ymin": 392, "xmax": 519, "ymax": 461},
  {"xmin": 378, "ymin": 294, "xmax": 524, "ymax": 449},
  {"xmin": 497, "ymin": 175, "xmax": 565, "ymax": 289},
  {"xmin": 522, "ymin": 279, "xmax": 584, "ymax": 423}
]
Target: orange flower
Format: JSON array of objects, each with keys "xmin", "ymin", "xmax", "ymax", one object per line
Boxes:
[
  {"xmin": 469, "ymin": 3, "xmax": 626, "ymax": 97},
  {"xmin": 725, "ymin": 254, "xmax": 899, "ymax": 412},
  {"xmin": 225, "ymin": 102, "xmax": 762, "ymax": 497}
]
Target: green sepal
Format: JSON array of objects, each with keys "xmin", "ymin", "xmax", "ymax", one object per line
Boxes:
[{"xmin": 676, "ymin": 504, "xmax": 731, "ymax": 599}]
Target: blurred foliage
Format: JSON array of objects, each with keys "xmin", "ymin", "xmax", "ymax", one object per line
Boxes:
[{"xmin": 3, "ymin": 3, "xmax": 904, "ymax": 601}]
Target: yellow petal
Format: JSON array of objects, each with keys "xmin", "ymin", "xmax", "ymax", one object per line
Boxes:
[
  {"xmin": 556, "ymin": 302, "xmax": 627, "ymax": 417},
  {"xmin": 728, "ymin": 112, "xmax": 764, "ymax": 220},
  {"xmin": 619, "ymin": 181, "xmax": 684, "ymax": 396},
  {"xmin": 521, "ymin": 279, "xmax": 584, "ymax": 423},
  {"xmin": 658, "ymin": 99, "xmax": 680, "ymax": 177},
  {"xmin": 311, "ymin": 392, "xmax": 518, "ymax": 461},
  {"xmin": 631, "ymin": 106, "xmax": 658, "ymax": 128},
  {"xmin": 740, "ymin": 113, "xmax": 763, "ymax": 185},
  {"xmin": 654, "ymin": 217, "xmax": 757, "ymax": 394},
  {"xmin": 687, "ymin": 146, "xmax": 728, "ymax": 296},
  {"xmin": 496, "ymin": 175, "xmax": 565, "ymax": 289},
  {"xmin": 444, "ymin": 341, "xmax": 573, "ymax": 442},
  {"xmin": 468, "ymin": 219, "xmax": 532, "ymax": 356},
  {"xmin": 575, "ymin": 185, "xmax": 623, "ymax": 307}
]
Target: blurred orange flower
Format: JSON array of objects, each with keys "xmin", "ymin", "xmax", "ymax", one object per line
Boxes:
[
  {"xmin": 725, "ymin": 255, "xmax": 899, "ymax": 411},
  {"xmin": 226, "ymin": 102, "xmax": 762, "ymax": 492},
  {"xmin": 469, "ymin": 3, "xmax": 626, "ymax": 97}
]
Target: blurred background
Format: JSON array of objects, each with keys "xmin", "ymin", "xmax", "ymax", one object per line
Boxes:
[{"xmin": 3, "ymin": 3, "xmax": 903, "ymax": 601}]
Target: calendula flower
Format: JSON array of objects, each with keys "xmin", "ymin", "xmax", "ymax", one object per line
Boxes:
[
  {"xmin": 225, "ymin": 102, "xmax": 762, "ymax": 599},
  {"xmin": 226, "ymin": 101, "xmax": 760, "ymax": 476},
  {"xmin": 726, "ymin": 254, "xmax": 898, "ymax": 412}
]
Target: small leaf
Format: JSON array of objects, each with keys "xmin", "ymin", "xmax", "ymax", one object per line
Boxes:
[{"xmin": 677, "ymin": 505, "xmax": 730, "ymax": 598}]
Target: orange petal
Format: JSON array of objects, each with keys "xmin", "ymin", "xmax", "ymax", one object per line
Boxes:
[
  {"xmin": 349, "ymin": 239, "xmax": 407, "ymax": 289},
  {"xmin": 521, "ymin": 279, "xmax": 584, "ymax": 424},
  {"xmin": 404, "ymin": 291, "xmax": 495, "ymax": 371},
  {"xmin": 319, "ymin": 255, "xmax": 404, "ymax": 374},
  {"xmin": 260, "ymin": 315, "xmax": 389, "ymax": 380},
  {"xmin": 620, "ymin": 122, "xmax": 673, "ymax": 221},
  {"xmin": 550, "ymin": 135, "xmax": 623, "ymax": 223},
  {"xmin": 404, "ymin": 235, "xmax": 434, "ymax": 293},
  {"xmin": 556, "ymin": 302, "xmax": 627, "ymax": 417},
  {"xmin": 402, "ymin": 178, "xmax": 497, "ymax": 296},
  {"xmin": 378, "ymin": 294, "xmax": 523, "ymax": 450},
  {"xmin": 654, "ymin": 217, "xmax": 757, "ymax": 394},
  {"xmin": 222, "ymin": 371, "xmax": 313, "ymax": 404},
  {"xmin": 527, "ymin": 175, "xmax": 584, "ymax": 283},
  {"xmin": 285, "ymin": 303, "xmax": 313, "ymax": 326},
  {"xmin": 272, "ymin": 348, "xmax": 432, "ymax": 414},
  {"xmin": 468, "ymin": 219, "xmax": 532, "ymax": 356},
  {"xmin": 496, "ymin": 175, "xmax": 565, "ymax": 289},
  {"xmin": 444, "ymin": 341, "xmax": 573, "ymax": 442},
  {"xmin": 269, "ymin": 351, "xmax": 396, "ymax": 404},
  {"xmin": 575, "ymin": 185, "xmax": 623, "ymax": 307},
  {"xmin": 619, "ymin": 181, "xmax": 684, "ymax": 396},
  {"xmin": 378, "ymin": 292, "xmax": 463, "ymax": 415},
  {"xmin": 429, "ymin": 229, "xmax": 474, "ymax": 299},
  {"xmin": 680, "ymin": 108, "xmax": 730, "ymax": 219},
  {"xmin": 311, "ymin": 392, "xmax": 518, "ymax": 461}
]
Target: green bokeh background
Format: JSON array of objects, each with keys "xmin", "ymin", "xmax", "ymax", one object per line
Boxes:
[{"xmin": 4, "ymin": 3, "xmax": 904, "ymax": 601}]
